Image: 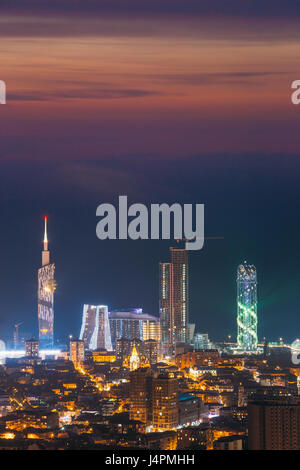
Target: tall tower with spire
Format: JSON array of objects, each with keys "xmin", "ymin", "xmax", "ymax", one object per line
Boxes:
[{"xmin": 38, "ymin": 216, "xmax": 56, "ymax": 348}]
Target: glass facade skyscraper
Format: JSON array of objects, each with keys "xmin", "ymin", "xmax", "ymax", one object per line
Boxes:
[
  {"xmin": 159, "ymin": 262, "xmax": 174, "ymax": 356},
  {"xmin": 160, "ymin": 247, "xmax": 189, "ymax": 356},
  {"xmin": 237, "ymin": 262, "xmax": 258, "ymax": 352},
  {"xmin": 171, "ymin": 247, "xmax": 188, "ymax": 344}
]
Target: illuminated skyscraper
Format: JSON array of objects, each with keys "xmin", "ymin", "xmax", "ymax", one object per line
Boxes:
[
  {"xmin": 160, "ymin": 247, "xmax": 189, "ymax": 355},
  {"xmin": 38, "ymin": 217, "xmax": 56, "ymax": 349},
  {"xmin": 237, "ymin": 262, "xmax": 258, "ymax": 352},
  {"xmin": 79, "ymin": 304, "xmax": 112, "ymax": 351},
  {"xmin": 171, "ymin": 248, "xmax": 188, "ymax": 344},
  {"xmin": 159, "ymin": 262, "xmax": 174, "ymax": 356},
  {"xmin": 79, "ymin": 305, "xmax": 97, "ymax": 349}
]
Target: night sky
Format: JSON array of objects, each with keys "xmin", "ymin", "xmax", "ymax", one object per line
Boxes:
[{"xmin": 0, "ymin": 1, "xmax": 300, "ymax": 345}]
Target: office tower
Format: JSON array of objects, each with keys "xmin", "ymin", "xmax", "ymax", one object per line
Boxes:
[
  {"xmin": 152, "ymin": 372, "xmax": 178, "ymax": 432},
  {"xmin": 38, "ymin": 217, "xmax": 56, "ymax": 349},
  {"xmin": 129, "ymin": 368, "xmax": 153, "ymax": 432},
  {"xmin": 109, "ymin": 309, "xmax": 160, "ymax": 349},
  {"xmin": 248, "ymin": 399, "xmax": 300, "ymax": 450},
  {"xmin": 25, "ymin": 338, "xmax": 39, "ymax": 357},
  {"xmin": 237, "ymin": 262, "xmax": 258, "ymax": 352},
  {"xmin": 70, "ymin": 339, "xmax": 85, "ymax": 368},
  {"xmin": 171, "ymin": 248, "xmax": 188, "ymax": 343},
  {"xmin": 79, "ymin": 304, "xmax": 112, "ymax": 351},
  {"xmin": 159, "ymin": 262, "xmax": 174, "ymax": 356},
  {"xmin": 160, "ymin": 247, "xmax": 189, "ymax": 355},
  {"xmin": 194, "ymin": 333, "xmax": 211, "ymax": 350}
]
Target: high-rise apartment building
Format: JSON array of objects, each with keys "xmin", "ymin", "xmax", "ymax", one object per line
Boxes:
[
  {"xmin": 159, "ymin": 262, "xmax": 174, "ymax": 356},
  {"xmin": 25, "ymin": 338, "xmax": 39, "ymax": 357},
  {"xmin": 129, "ymin": 370, "xmax": 178, "ymax": 433},
  {"xmin": 70, "ymin": 339, "xmax": 85, "ymax": 368},
  {"xmin": 79, "ymin": 305, "xmax": 112, "ymax": 351},
  {"xmin": 160, "ymin": 247, "xmax": 189, "ymax": 355},
  {"xmin": 152, "ymin": 372, "xmax": 178, "ymax": 432},
  {"xmin": 171, "ymin": 248, "xmax": 188, "ymax": 343},
  {"xmin": 248, "ymin": 399, "xmax": 300, "ymax": 450},
  {"xmin": 38, "ymin": 217, "xmax": 56, "ymax": 349},
  {"xmin": 237, "ymin": 262, "xmax": 258, "ymax": 352},
  {"xmin": 129, "ymin": 368, "xmax": 153, "ymax": 432}
]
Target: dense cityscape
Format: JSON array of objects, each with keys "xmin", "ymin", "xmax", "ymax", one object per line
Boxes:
[{"xmin": 0, "ymin": 217, "xmax": 299, "ymax": 451}]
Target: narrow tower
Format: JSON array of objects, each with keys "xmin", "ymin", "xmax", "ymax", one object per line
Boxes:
[
  {"xmin": 237, "ymin": 262, "xmax": 258, "ymax": 352},
  {"xmin": 38, "ymin": 216, "xmax": 56, "ymax": 349},
  {"xmin": 170, "ymin": 247, "xmax": 189, "ymax": 344},
  {"xmin": 42, "ymin": 215, "xmax": 50, "ymax": 266},
  {"xmin": 159, "ymin": 262, "xmax": 174, "ymax": 357},
  {"xmin": 159, "ymin": 247, "xmax": 189, "ymax": 357}
]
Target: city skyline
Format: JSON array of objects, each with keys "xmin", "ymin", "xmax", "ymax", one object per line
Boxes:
[
  {"xmin": 0, "ymin": 2, "xmax": 300, "ymax": 346},
  {"xmin": 0, "ymin": 0, "xmax": 300, "ymax": 453},
  {"xmin": 1, "ymin": 213, "xmax": 296, "ymax": 349}
]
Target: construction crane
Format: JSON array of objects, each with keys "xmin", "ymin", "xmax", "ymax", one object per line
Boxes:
[
  {"xmin": 13, "ymin": 322, "xmax": 23, "ymax": 350},
  {"xmin": 175, "ymin": 236, "xmax": 224, "ymax": 243}
]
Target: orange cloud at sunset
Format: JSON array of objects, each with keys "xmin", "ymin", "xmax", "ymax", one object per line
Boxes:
[{"xmin": 0, "ymin": 13, "xmax": 299, "ymax": 157}]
